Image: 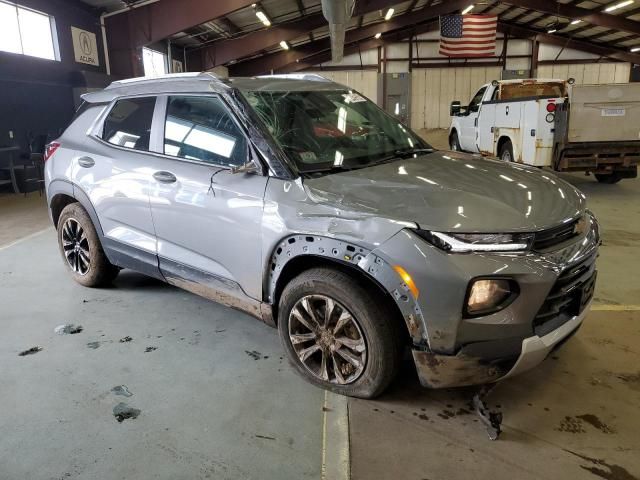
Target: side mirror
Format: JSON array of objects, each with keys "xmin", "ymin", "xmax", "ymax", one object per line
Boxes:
[
  {"xmin": 231, "ymin": 158, "xmax": 261, "ymax": 175},
  {"xmin": 450, "ymin": 101, "xmax": 462, "ymax": 116}
]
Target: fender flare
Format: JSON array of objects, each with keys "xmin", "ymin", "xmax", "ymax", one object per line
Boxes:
[
  {"xmin": 47, "ymin": 180, "xmax": 106, "ymax": 241},
  {"xmin": 266, "ymin": 234, "xmax": 427, "ymax": 345}
]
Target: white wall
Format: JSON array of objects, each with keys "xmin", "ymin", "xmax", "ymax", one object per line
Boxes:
[
  {"xmin": 411, "ymin": 66, "xmax": 502, "ymax": 129},
  {"xmin": 306, "ymin": 70, "xmax": 379, "ymax": 104},
  {"xmin": 537, "ymin": 63, "xmax": 631, "ymax": 85}
]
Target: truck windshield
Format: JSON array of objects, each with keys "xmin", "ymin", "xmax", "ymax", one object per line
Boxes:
[
  {"xmin": 499, "ymin": 81, "xmax": 567, "ymax": 101},
  {"xmin": 241, "ymin": 89, "xmax": 430, "ymax": 174}
]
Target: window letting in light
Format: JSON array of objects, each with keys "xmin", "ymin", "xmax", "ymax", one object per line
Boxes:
[
  {"xmin": 0, "ymin": 1, "xmax": 59, "ymax": 60},
  {"xmin": 142, "ymin": 47, "xmax": 168, "ymax": 77}
]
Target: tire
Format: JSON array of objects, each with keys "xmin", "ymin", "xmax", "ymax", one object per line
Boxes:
[
  {"xmin": 57, "ymin": 203, "xmax": 119, "ymax": 287},
  {"xmin": 499, "ymin": 140, "xmax": 514, "ymax": 162},
  {"xmin": 278, "ymin": 268, "xmax": 404, "ymax": 399},
  {"xmin": 595, "ymin": 172, "xmax": 622, "ymax": 184},
  {"xmin": 450, "ymin": 131, "xmax": 461, "ymax": 151}
]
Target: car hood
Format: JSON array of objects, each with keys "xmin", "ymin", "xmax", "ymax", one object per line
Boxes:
[{"xmin": 303, "ymin": 151, "xmax": 586, "ymax": 232}]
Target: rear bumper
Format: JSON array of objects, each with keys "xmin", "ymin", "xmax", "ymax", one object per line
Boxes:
[
  {"xmin": 556, "ymin": 141, "xmax": 640, "ymax": 173},
  {"xmin": 412, "ymin": 302, "xmax": 589, "ymax": 389}
]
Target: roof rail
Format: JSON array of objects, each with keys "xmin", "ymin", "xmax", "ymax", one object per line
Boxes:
[
  {"xmin": 257, "ymin": 73, "xmax": 331, "ymax": 82},
  {"xmin": 107, "ymin": 72, "xmax": 218, "ymax": 89}
]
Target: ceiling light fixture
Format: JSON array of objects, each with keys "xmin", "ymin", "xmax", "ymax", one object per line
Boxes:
[
  {"xmin": 570, "ymin": 19, "xmax": 582, "ymax": 24},
  {"xmin": 374, "ymin": 32, "xmax": 382, "ymax": 39},
  {"xmin": 384, "ymin": 8, "xmax": 394, "ymax": 20},
  {"xmin": 547, "ymin": 28, "xmax": 557, "ymax": 33},
  {"xmin": 279, "ymin": 40, "xmax": 289, "ymax": 50},
  {"xmin": 631, "ymin": 46, "xmax": 640, "ymax": 52},
  {"xmin": 462, "ymin": 5, "xmax": 475, "ymax": 14},
  {"xmin": 255, "ymin": 8, "xmax": 271, "ymax": 27},
  {"xmin": 604, "ymin": 0, "xmax": 633, "ymax": 12}
]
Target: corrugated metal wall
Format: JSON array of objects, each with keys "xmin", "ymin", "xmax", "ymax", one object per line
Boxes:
[{"xmin": 306, "ymin": 71, "xmax": 379, "ymax": 104}]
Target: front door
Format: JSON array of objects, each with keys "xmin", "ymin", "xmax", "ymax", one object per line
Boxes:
[
  {"xmin": 74, "ymin": 96, "xmax": 161, "ymax": 278},
  {"xmin": 147, "ymin": 94, "xmax": 268, "ymax": 305},
  {"xmin": 458, "ymin": 86, "xmax": 487, "ymax": 152}
]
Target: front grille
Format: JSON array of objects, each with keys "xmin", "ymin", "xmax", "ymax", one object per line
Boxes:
[
  {"xmin": 533, "ymin": 253, "xmax": 597, "ymax": 337},
  {"xmin": 532, "ymin": 218, "xmax": 580, "ymax": 251}
]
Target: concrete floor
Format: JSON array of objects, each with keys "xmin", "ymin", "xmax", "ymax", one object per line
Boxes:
[{"xmin": 1, "ymin": 134, "xmax": 639, "ymax": 479}]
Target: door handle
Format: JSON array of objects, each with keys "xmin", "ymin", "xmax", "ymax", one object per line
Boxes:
[
  {"xmin": 77, "ymin": 156, "xmax": 95, "ymax": 168},
  {"xmin": 153, "ymin": 171, "xmax": 177, "ymax": 184}
]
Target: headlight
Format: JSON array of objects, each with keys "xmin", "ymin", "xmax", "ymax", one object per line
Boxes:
[
  {"xmin": 465, "ymin": 278, "xmax": 519, "ymax": 317},
  {"xmin": 414, "ymin": 230, "xmax": 533, "ymax": 253}
]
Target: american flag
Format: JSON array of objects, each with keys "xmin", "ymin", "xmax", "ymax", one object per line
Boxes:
[{"xmin": 439, "ymin": 14, "xmax": 498, "ymax": 57}]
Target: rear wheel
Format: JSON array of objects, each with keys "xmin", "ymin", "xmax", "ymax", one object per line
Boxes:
[
  {"xmin": 499, "ymin": 140, "xmax": 514, "ymax": 162},
  {"xmin": 450, "ymin": 131, "xmax": 461, "ymax": 151},
  {"xmin": 278, "ymin": 268, "xmax": 403, "ymax": 399},
  {"xmin": 57, "ymin": 203, "xmax": 119, "ymax": 287},
  {"xmin": 595, "ymin": 172, "xmax": 622, "ymax": 184}
]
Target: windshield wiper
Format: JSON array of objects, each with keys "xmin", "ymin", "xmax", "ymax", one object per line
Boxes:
[
  {"xmin": 393, "ymin": 147, "xmax": 435, "ymax": 158},
  {"xmin": 371, "ymin": 147, "xmax": 435, "ymax": 167}
]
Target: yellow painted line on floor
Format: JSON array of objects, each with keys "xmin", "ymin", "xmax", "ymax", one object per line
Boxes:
[
  {"xmin": 321, "ymin": 390, "xmax": 350, "ymax": 480},
  {"xmin": 0, "ymin": 227, "xmax": 52, "ymax": 251},
  {"xmin": 591, "ymin": 304, "xmax": 640, "ymax": 311}
]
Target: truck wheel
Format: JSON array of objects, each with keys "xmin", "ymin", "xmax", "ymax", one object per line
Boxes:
[
  {"xmin": 278, "ymin": 268, "xmax": 403, "ymax": 399},
  {"xmin": 57, "ymin": 203, "xmax": 120, "ymax": 287},
  {"xmin": 499, "ymin": 140, "xmax": 514, "ymax": 162},
  {"xmin": 595, "ymin": 172, "xmax": 622, "ymax": 184},
  {"xmin": 450, "ymin": 131, "xmax": 461, "ymax": 151}
]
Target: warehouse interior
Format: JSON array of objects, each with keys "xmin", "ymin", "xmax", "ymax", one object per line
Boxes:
[{"xmin": 1, "ymin": 0, "xmax": 640, "ymax": 479}]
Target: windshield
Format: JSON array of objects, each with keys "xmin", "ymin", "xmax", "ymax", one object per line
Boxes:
[{"xmin": 241, "ymin": 89, "xmax": 431, "ymax": 173}]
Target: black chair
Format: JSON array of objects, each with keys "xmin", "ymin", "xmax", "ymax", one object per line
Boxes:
[{"xmin": 18, "ymin": 133, "xmax": 48, "ymax": 196}]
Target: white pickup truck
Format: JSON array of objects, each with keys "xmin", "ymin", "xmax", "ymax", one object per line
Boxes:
[{"xmin": 449, "ymin": 78, "xmax": 640, "ymax": 183}]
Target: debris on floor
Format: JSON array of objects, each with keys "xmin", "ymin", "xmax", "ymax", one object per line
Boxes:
[
  {"xmin": 111, "ymin": 385, "xmax": 133, "ymax": 397},
  {"xmin": 472, "ymin": 385, "xmax": 503, "ymax": 441},
  {"xmin": 113, "ymin": 402, "xmax": 141, "ymax": 423},
  {"xmin": 245, "ymin": 350, "xmax": 263, "ymax": 360},
  {"xmin": 119, "ymin": 336, "xmax": 133, "ymax": 343},
  {"xmin": 18, "ymin": 346, "xmax": 43, "ymax": 356},
  {"xmin": 144, "ymin": 346, "xmax": 157, "ymax": 353},
  {"xmin": 54, "ymin": 324, "xmax": 83, "ymax": 335},
  {"xmin": 255, "ymin": 434, "xmax": 276, "ymax": 440},
  {"xmin": 87, "ymin": 341, "xmax": 101, "ymax": 349}
]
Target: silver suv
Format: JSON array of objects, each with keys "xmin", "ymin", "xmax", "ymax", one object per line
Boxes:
[{"xmin": 45, "ymin": 73, "xmax": 599, "ymax": 398}]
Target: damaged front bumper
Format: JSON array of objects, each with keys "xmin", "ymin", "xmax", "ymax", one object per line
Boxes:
[{"xmin": 413, "ymin": 301, "xmax": 590, "ymax": 389}]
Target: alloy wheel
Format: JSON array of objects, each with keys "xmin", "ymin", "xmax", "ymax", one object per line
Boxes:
[
  {"xmin": 288, "ymin": 295, "xmax": 367, "ymax": 385},
  {"xmin": 61, "ymin": 218, "xmax": 90, "ymax": 275}
]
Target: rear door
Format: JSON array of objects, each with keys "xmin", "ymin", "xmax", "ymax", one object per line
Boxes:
[
  {"xmin": 147, "ymin": 94, "xmax": 268, "ymax": 302},
  {"xmin": 75, "ymin": 96, "xmax": 161, "ymax": 278}
]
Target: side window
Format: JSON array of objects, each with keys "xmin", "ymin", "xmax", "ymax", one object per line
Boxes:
[
  {"xmin": 163, "ymin": 95, "xmax": 246, "ymax": 167},
  {"xmin": 102, "ymin": 97, "xmax": 156, "ymax": 151},
  {"xmin": 468, "ymin": 87, "xmax": 487, "ymax": 113}
]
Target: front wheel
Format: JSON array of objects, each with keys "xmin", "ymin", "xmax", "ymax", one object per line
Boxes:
[
  {"xmin": 57, "ymin": 203, "xmax": 119, "ymax": 287},
  {"xmin": 278, "ymin": 268, "xmax": 403, "ymax": 399},
  {"xmin": 595, "ymin": 172, "xmax": 622, "ymax": 184},
  {"xmin": 450, "ymin": 131, "xmax": 461, "ymax": 151}
]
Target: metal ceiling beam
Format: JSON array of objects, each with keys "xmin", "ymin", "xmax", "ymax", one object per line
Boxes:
[
  {"xmin": 229, "ymin": 0, "xmax": 469, "ymax": 75},
  {"xmin": 284, "ymin": 21, "xmax": 440, "ymax": 72},
  {"xmin": 105, "ymin": 0, "xmax": 255, "ymax": 48},
  {"xmin": 499, "ymin": 21, "xmax": 640, "ymax": 64},
  {"xmin": 193, "ymin": 0, "xmax": 420, "ymax": 70},
  {"xmin": 105, "ymin": 0, "xmax": 256, "ymax": 77},
  {"xmin": 504, "ymin": 0, "xmax": 640, "ymax": 36}
]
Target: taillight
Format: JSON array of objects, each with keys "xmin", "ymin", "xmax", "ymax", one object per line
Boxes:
[
  {"xmin": 546, "ymin": 102, "xmax": 557, "ymax": 113},
  {"xmin": 44, "ymin": 142, "xmax": 60, "ymax": 162}
]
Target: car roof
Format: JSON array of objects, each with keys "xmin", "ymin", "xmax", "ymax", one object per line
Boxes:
[{"xmin": 81, "ymin": 72, "xmax": 347, "ymax": 104}]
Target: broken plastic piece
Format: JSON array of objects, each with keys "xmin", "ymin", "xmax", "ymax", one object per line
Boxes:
[{"xmin": 472, "ymin": 385, "xmax": 503, "ymax": 441}]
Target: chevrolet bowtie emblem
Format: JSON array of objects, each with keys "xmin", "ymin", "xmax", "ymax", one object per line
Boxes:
[{"xmin": 573, "ymin": 216, "xmax": 588, "ymax": 235}]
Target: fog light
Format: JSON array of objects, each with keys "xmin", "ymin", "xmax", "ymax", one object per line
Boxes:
[{"xmin": 466, "ymin": 279, "xmax": 516, "ymax": 316}]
